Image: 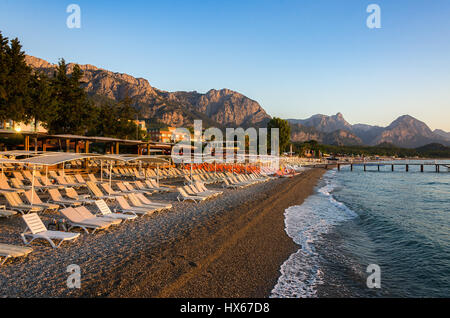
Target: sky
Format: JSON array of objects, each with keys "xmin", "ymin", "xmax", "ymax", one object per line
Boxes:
[{"xmin": 1, "ymin": 0, "xmax": 450, "ymax": 131}]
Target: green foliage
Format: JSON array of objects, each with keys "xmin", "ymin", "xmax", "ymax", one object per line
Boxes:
[
  {"xmin": 25, "ymin": 72, "xmax": 56, "ymax": 131},
  {"xmin": 0, "ymin": 31, "xmax": 148, "ymax": 141},
  {"xmin": 46, "ymin": 60, "xmax": 97, "ymax": 134},
  {"xmin": 0, "ymin": 33, "xmax": 32, "ymax": 124},
  {"xmin": 267, "ymin": 117, "xmax": 291, "ymax": 154},
  {"xmin": 89, "ymin": 94, "xmax": 140, "ymax": 140}
]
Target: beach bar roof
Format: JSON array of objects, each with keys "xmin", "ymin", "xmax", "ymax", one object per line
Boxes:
[
  {"xmin": 47, "ymin": 134, "xmax": 143, "ymax": 145},
  {"xmin": 18, "ymin": 153, "xmax": 170, "ymax": 166},
  {"xmin": 19, "ymin": 153, "xmax": 102, "ymax": 166},
  {"xmin": 0, "ymin": 157, "xmax": 23, "ymax": 164}
]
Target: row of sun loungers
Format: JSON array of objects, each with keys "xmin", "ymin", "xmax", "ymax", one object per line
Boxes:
[{"xmin": 0, "ymin": 167, "xmax": 273, "ymax": 266}]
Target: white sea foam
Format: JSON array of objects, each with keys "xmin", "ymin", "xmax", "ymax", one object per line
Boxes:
[{"xmin": 270, "ymin": 171, "xmax": 357, "ymax": 298}]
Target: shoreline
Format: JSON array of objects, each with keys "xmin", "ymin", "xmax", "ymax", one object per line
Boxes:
[
  {"xmin": 102, "ymin": 168, "xmax": 326, "ymax": 298},
  {"xmin": 0, "ymin": 168, "xmax": 326, "ymax": 298}
]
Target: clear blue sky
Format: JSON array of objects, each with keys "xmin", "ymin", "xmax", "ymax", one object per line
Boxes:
[{"xmin": 1, "ymin": 0, "xmax": 449, "ymax": 130}]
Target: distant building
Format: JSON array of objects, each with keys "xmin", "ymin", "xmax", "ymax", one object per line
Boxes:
[
  {"xmin": 148, "ymin": 127, "xmax": 191, "ymax": 143},
  {"xmin": 0, "ymin": 120, "xmax": 47, "ymax": 133},
  {"xmin": 134, "ymin": 120, "xmax": 146, "ymax": 131}
]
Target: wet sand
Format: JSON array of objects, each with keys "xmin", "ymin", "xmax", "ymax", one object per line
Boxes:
[{"xmin": 0, "ymin": 169, "xmax": 325, "ymax": 298}]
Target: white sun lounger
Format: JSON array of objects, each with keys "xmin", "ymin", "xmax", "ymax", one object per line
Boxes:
[
  {"xmin": 60, "ymin": 207, "xmax": 118, "ymax": 234},
  {"xmin": 0, "ymin": 243, "xmax": 33, "ymax": 266},
  {"xmin": 95, "ymin": 200, "xmax": 137, "ymax": 221},
  {"xmin": 21, "ymin": 213, "xmax": 80, "ymax": 248},
  {"xmin": 177, "ymin": 187, "xmax": 206, "ymax": 203}
]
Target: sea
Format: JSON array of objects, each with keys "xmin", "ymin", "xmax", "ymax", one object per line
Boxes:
[{"xmin": 271, "ymin": 160, "xmax": 450, "ymax": 298}]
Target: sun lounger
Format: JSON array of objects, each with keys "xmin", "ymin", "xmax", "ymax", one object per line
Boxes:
[
  {"xmin": 185, "ymin": 185, "xmax": 212, "ymax": 198},
  {"xmin": 127, "ymin": 193, "xmax": 167, "ymax": 211},
  {"xmin": 0, "ymin": 243, "xmax": 33, "ymax": 266},
  {"xmin": 100, "ymin": 183, "xmax": 122, "ymax": 196},
  {"xmin": 87, "ymin": 174, "xmax": 102, "ymax": 184},
  {"xmin": 21, "ymin": 213, "xmax": 80, "ymax": 248},
  {"xmin": 126, "ymin": 181, "xmax": 154, "ymax": 194},
  {"xmin": 0, "ymin": 205, "xmax": 17, "ymax": 218},
  {"xmin": 74, "ymin": 174, "xmax": 87, "ymax": 184},
  {"xmin": 194, "ymin": 182, "xmax": 222, "ymax": 196},
  {"xmin": 65, "ymin": 188, "xmax": 95, "ymax": 205},
  {"xmin": 0, "ymin": 177, "xmax": 25, "ymax": 193},
  {"xmin": 48, "ymin": 189, "xmax": 82, "ymax": 208},
  {"xmin": 145, "ymin": 180, "xmax": 171, "ymax": 192},
  {"xmin": 75, "ymin": 206, "xmax": 122, "ymax": 226},
  {"xmin": 134, "ymin": 193, "xmax": 172, "ymax": 210},
  {"xmin": 115, "ymin": 196, "xmax": 157, "ymax": 216},
  {"xmin": 55, "ymin": 176, "xmax": 81, "ymax": 189},
  {"xmin": 115, "ymin": 182, "xmax": 141, "ymax": 194},
  {"xmin": 177, "ymin": 187, "xmax": 206, "ymax": 203},
  {"xmin": 222, "ymin": 178, "xmax": 241, "ymax": 189},
  {"xmin": 65, "ymin": 175, "xmax": 87, "ymax": 188},
  {"xmin": 86, "ymin": 181, "xmax": 118, "ymax": 201},
  {"xmin": 21, "ymin": 170, "xmax": 58, "ymax": 191},
  {"xmin": 24, "ymin": 190, "xmax": 60, "ymax": 212},
  {"xmin": 2, "ymin": 192, "xmax": 43, "ymax": 214},
  {"xmin": 60, "ymin": 207, "xmax": 118, "ymax": 234},
  {"xmin": 95, "ymin": 200, "xmax": 137, "ymax": 221}
]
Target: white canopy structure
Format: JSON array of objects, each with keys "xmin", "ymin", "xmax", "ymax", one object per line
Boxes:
[{"xmin": 19, "ymin": 153, "xmax": 102, "ymax": 166}]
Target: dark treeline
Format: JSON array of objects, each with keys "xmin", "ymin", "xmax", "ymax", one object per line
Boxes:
[
  {"xmin": 293, "ymin": 140, "xmax": 450, "ymax": 159},
  {"xmin": 0, "ymin": 31, "xmax": 140, "ymax": 140}
]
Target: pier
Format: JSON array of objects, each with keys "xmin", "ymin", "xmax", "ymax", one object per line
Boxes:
[
  {"xmin": 303, "ymin": 162, "xmax": 450, "ymax": 173},
  {"xmin": 335, "ymin": 162, "xmax": 450, "ymax": 173}
]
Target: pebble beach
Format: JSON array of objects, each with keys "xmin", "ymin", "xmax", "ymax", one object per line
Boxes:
[{"xmin": 0, "ymin": 168, "xmax": 325, "ymax": 298}]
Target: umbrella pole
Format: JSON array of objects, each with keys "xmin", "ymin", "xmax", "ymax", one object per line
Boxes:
[
  {"xmin": 157, "ymin": 164, "xmax": 160, "ymax": 187},
  {"xmin": 31, "ymin": 165, "xmax": 36, "ymax": 206},
  {"xmin": 109, "ymin": 160, "xmax": 113, "ymax": 188},
  {"xmin": 101, "ymin": 161, "xmax": 103, "ymax": 183}
]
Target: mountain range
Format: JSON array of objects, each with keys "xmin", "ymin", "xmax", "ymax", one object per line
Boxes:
[
  {"xmin": 25, "ymin": 55, "xmax": 450, "ymax": 148},
  {"xmin": 25, "ymin": 55, "xmax": 270, "ymax": 128},
  {"xmin": 288, "ymin": 113, "xmax": 450, "ymax": 148}
]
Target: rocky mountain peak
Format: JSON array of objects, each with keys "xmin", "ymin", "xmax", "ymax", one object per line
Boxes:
[{"xmin": 25, "ymin": 55, "xmax": 270, "ymax": 128}]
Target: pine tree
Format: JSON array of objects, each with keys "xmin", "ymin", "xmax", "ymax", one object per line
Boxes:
[
  {"xmin": 0, "ymin": 33, "xmax": 32, "ymax": 127},
  {"xmin": 25, "ymin": 71, "xmax": 56, "ymax": 132},
  {"xmin": 267, "ymin": 117, "xmax": 291, "ymax": 154},
  {"xmin": 47, "ymin": 60, "xmax": 97, "ymax": 134},
  {"xmin": 5, "ymin": 38, "xmax": 31, "ymax": 123},
  {"xmin": 0, "ymin": 32, "xmax": 10, "ymax": 127}
]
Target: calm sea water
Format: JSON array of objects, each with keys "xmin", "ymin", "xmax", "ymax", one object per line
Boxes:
[{"xmin": 271, "ymin": 161, "xmax": 450, "ymax": 298}]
